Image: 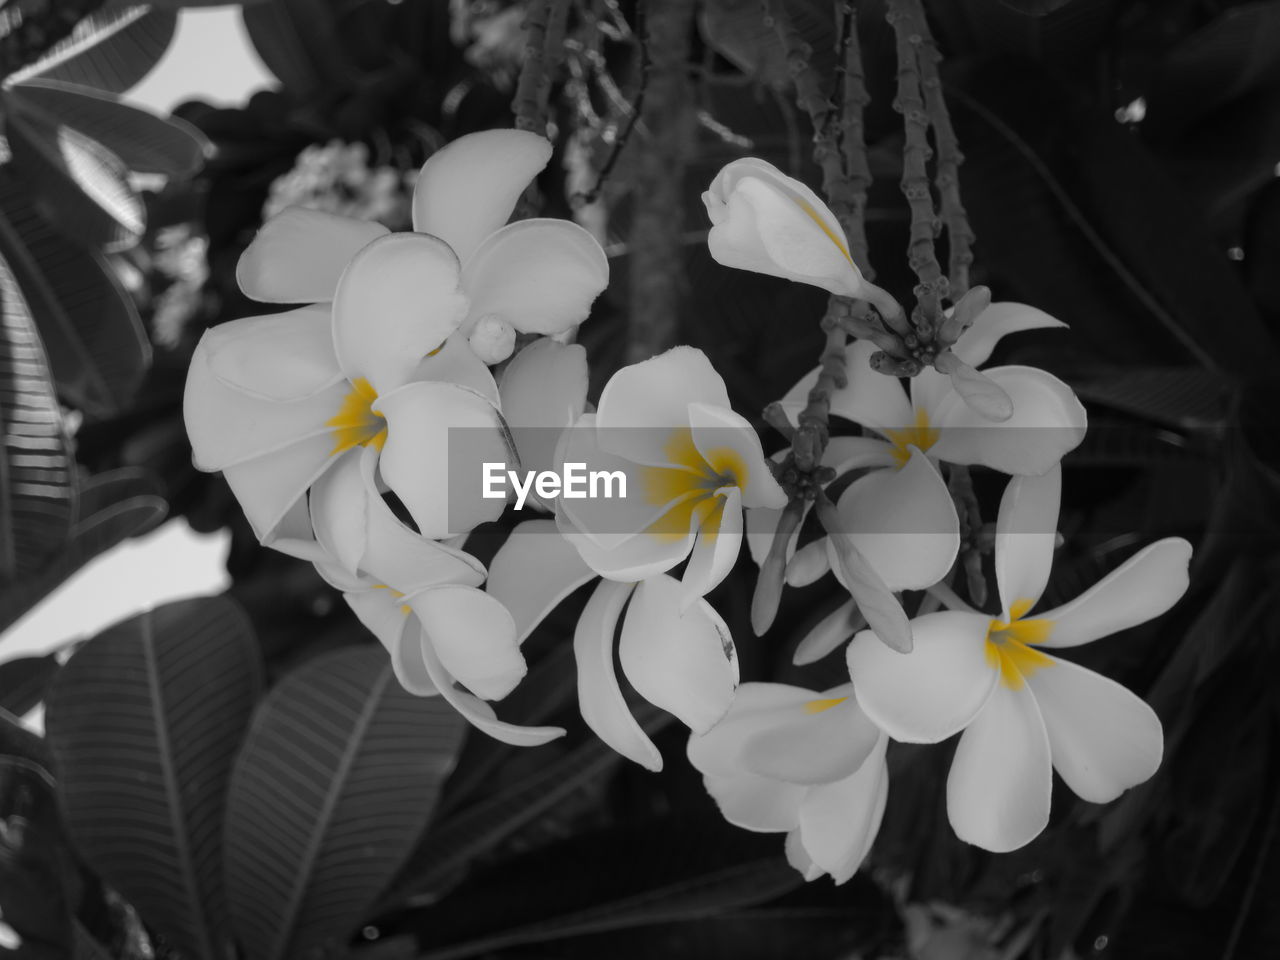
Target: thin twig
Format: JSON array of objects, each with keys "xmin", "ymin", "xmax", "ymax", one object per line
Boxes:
[
  {"xmin": 575, "ymin": 2, "xmax": 649, "ymax": 206},
  {"xmin": 887, "ymin": 0, "xmax": 945, "ymax": 339},
  {"xmin": 915, "ymin": 12, "xmax": 974, "ymax": 297}
]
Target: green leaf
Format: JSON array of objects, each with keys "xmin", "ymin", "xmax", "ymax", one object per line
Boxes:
[
  {"xmin": 0, "ymin": 254, "xmax": 76, "ymax": 584},
  {"xmin": 401, "ymin": 816, "xmax": 802, "ymax": 960},
  {"xmin": 223, "ymin": 644, "xmax": 466, "ymax": 960},
  {"xmin": 44, "ymin": 596, "xmax": 262, "ymax": 960},
  {"xmin": 4, "ymin": 106, "xmax": 145, "ymax": 252},
  {"xmin": 1, "ymin": 713, "xmax": 77, "ymax": 955},
  {"xmin": 384, "ymin": 704, "xmax": 673, "ymax": 909},
  {"xmin": 10, "ymin": 79, "xmax": 210, "ymax": 178},
  {"xmin": 12, "ymin": 7, "xmax": 178, "ymax": 94},
  {"xmin": 0, "ymin": 468, "xmax": 168, "ymax": 638},
  {"xmin": 0, "ymin": 654, "xmax": 60, "ymax": 717},
  {"xmin": 0, "ymin": 164, "xmax": 152, "ymax": 418}
]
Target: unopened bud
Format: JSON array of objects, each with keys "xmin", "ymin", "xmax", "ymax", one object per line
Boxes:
[
  {"xmin": 937, "ymin": 285, "xmax": 992, "ymax": 346},
  {"xmin": 469, "ymin": 315, "xmax": 517, "ymax": 365},
  {"xmin": 934, "ymin": 349, "xmax": 1013, "ymax": 422}
]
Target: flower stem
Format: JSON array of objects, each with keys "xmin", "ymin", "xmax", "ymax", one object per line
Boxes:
[
  {"xmin": 887, "ymin": 0, "xmax": 945, "ymax": 339},
  {"xmin": 914, "ymin": 6, "xmax": 975, "ymax": 298},
  {"xmin": 512, "ymin": 0, "xmax": 556, "ymax": 134}
]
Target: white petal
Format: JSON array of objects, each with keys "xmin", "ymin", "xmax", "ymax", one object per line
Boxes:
[
  {"xmin": 573, "ymin": 580, "xmax": 662, "ymax": 770},
  {"xmin": 344, "ymin": 592, "xmax": 436, "ymax": 696},
  {"xmin": 222, "ymin": 432, "xmax": 337, "ymax": 543},
  {"xmin": 237, "ymin": 207, "xmax": 388, "ymax": 304},
  {"xmin": 822, "ymin": 435, "xmax": 900, "ymax": 474},
  {"xmin": 951, "ymin": 301, "xmax": 1066, "ymax": 369},
  {"xmin": 706, "ymin": 171, "xmax": 863, "ymax": 298},
  {"xmin": 681, "ymin": 488, "xmax": 743, "ymax": 604},
  {"xmin": 745, "ymin": 503, "xmax": 804, "ymax": 567},
  {"xmin": 487, "ymin": 518, "xmax": 596, "ymax": 642},
  {"xmin": 688, "ymin": 402, "xmax": 786, "ymax": 508},
  {"xmin": 793, "ymin": 600, "xmax": 863, "ymax": 666},
  {"xmin": 705, "ymin": 773, "xmax": 807, "ymax": 833},
  {"xmin": 406, "ymin": 584, "xmax": 525, "ymax": 701},
  {"xmin": 412, "ymin": 129, "xmax": 552, "ymax": 263},
  {"xmin": 1027, "ymin": 654, "xmax": 1162, "ymax": 803},
  {"xmin": 419, "ymin": 627, "xmax": 565, "ymax": 747},
  {"xmin": 687, "ymin": 682, "xmax": 815, "ymax": 778},
  {"xmin": 619, "ymin": 574, "xmax": 738, "ymax": 733},
  {"xmin": 847, "ymin": 611, "xmax": 996, "ymax": 743},
  {"xmin": 1035, "ymin": 539, "xmax": 1193, "ymax": 648},
  {"xmin": 356, "ymin": 448, "xmax": 487, "ymax": 593},
  {"xmin": 594, "ymin": 346, "xmax": 731, "ymax": 466},
  {"xmin": 500, "ymin": 338, "xmax": 588, "ymax": 483},
  {"xmin": 407, "ymin": 334, "xmax": 501, "ymax": 405},
  {"xmin": 828, "ymin": 340, "xmax": 915, "ymax": 432},
  {"xmin": 930, "ymin": 366, "xmax": 1087, "ymax": 476},
  {"xmin": 785, "ymin": 828, "xmax": 825, "ymax": 880},
  {"xmin": 331, "ymin": 233, "xmax": 469, "ymax": 394},
  {"xmin": 309, "ymin": 447, "xmax": 368, "ymax": 574},
  {"xmin": 462, "ymin": 219, "xmax": 609, "ymax": 336},
  {"xmin": 201, "ymin": 303, "xmax": 342, "ymax": 400},
  {"xmin": 946, "ymin": 680, "xmax": 1052, "ymax": 852},
  {"xmin": 184, "ymin": 315, "xmax": 348, "ymax": 471},
  {"xmin": 741, "ymin": 689, "xmax": 880, "ymax": 785},
  {"xmin": 798, "ymin": 734, "xmax": 889, "ymax": 883},
  {"xmin": 829, "ymin": 450, "xmax": 959, "ymax": 592},
  {"xmin": 375, "ymin": 381, "xmax": 512, "ymax": 538},
  {"xmin": 994, "ymin": 466, "xmax": 1061, "ymax": 622}
]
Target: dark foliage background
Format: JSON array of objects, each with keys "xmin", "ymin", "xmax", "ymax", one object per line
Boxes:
[{"xmin": 3, "ymin": 1, "xmax": 1280, "ymax": 958}]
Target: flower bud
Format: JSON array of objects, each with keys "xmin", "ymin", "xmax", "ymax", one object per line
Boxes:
[
  {"xmin": 703, "ymin": 158, "xmax": 868, "ymax": 299},
  {"xmin": 469, "ymin": 314, "xmax": 517, "ymax": 365}
]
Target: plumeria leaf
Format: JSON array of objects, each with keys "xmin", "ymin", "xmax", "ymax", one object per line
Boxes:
[
  {"xmin": 0, "ymin": 468, "xmax": 167, "ymax": 637},
  {"xmin": 0, "ymin": 654, "xmax": 61, "ymax": 717},
  {"xmin": 12, "ymin": 6, "xmax": 177, "ymax": 93},
  {"xmin": 0, "ymin": 254, "xmax": 76, "ymax": 585},
  {"xmin": 224, "ymin": 644, "xmax": 466, "ymax": 960},
  {"xmin": 9, "ymin": 80, "xmax": 210, "ymax": 178},
  {"xmin": 0, "ymin": 166, "xmax": 151, "ymax": 417},
  {"xmin": 44, "ymin": 596, "xmax": 262, "ymax": 960}
]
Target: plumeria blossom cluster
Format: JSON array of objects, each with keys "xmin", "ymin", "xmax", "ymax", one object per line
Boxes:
[{"xmin": 184, "ymin": 136, "xmax": 1192, "ymax": 886}]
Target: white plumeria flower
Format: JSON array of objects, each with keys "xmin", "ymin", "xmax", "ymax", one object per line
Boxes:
[
  {"xmin": 754, "ymin": 304, "xmax": 1086, "ymax": 596},
  {"xmin": 237, "ymin": 129, "xmax": 609, "ymax": 366},
  {"xmin": 310, "ymin": 444, "xmax": 564, "ymax": 747},
  {"xmin": 846, "ymin": 466, "xmax": 1192, "ymax": 852},
  {"xmin": 555, "ymin": 347, "xmax": 788, "ymax": 602},
  {"xmin": 487, "ymin": 528, "xmax": 740, "ymax": 771},
  {"xmin": 184, "ymin": 244, "xmax": 512, "ymax": 553},
  {"xmin": 687, "ymin": 682, "xmax": 889, "ymax": 884},
  {"xmin": 703, "ymin": 157, "xmax": 898, "ymax": 317}
]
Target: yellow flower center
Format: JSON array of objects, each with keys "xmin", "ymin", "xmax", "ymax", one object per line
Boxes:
[
  {"xmin": 642, "ymin": 426, "xmax": 748, "ymax": 541},
  {"xmin": 985, "ymin": 598, "xmax": 1055, "ymax": 689},
  {"xmin": 327, "ymin": 377, "xmax": 387, "ymax": 456},
  {"xmin": 882, "ymin": 407, "xmax": 940, "ymax": 468}
]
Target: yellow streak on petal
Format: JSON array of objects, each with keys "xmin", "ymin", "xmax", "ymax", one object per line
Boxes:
[
  {"xmin": 803, "ymin": 696, "xmax": 848, "ymax": 714},
  {"xmin": 793, "ymin": 197, "xmax": 854, "ymax": 267},
  {"xmin": 639, "ymin": 427, "xmax": 748, "ymax": 542},
  {"xmin": 327, "ymin": 377, "xmax": 387, "ymax": 455},
  {"xmin": 882, "ymin": 406, "xmax": 940, "ymax": 468}
]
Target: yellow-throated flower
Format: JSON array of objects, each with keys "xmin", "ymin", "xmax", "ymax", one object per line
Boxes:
[
  {"xmin": 845, "ymin": 466, "xmax": 1191, "ymax": 852},
  {"xmin": 687, "ymin": 682, "xmax": 889, "ymax": 885},
  {"xmin": 554, "ymin": 346, "xmax": 788, "ymax": 601}
]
